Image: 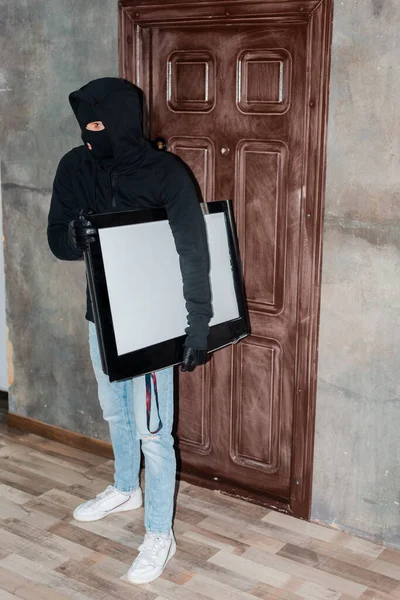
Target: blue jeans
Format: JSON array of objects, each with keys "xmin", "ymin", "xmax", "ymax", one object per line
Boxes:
[{"xmin": 89, "ymin": 322, "xmax": 176, "ymax": 534}]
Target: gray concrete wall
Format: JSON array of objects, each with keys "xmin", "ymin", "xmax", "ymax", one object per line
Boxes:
[
  {"xmin": 1, "ymin": 0, "xmax": 118, "ymax": 439},
  {"xmin": 312, "ymin": 0, "xmax": 400, "ymax": 547}
]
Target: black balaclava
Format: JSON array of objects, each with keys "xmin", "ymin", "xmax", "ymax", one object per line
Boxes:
[{"xmin": 77, "ymin": 102, "xmax": 113, "ymax": 163}]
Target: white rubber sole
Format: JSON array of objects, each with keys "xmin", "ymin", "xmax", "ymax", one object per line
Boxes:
[{"xmin": 127, "ymin": 538, "xmax": 177, "ymax": 585}]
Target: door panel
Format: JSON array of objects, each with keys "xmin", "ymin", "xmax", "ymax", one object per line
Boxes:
[
  {"xmin": 120, "ymin": 0, "xmax": 333, "ymax": 516},
  {"xmin": 232, "ymin": 338, "xmax": 282, "ymax": 473},
  {"xmin": 237, "ymin": 49, "xmax": 292, "ymax": 114},
  {"xmin": 236, "ymin": 139, "xmax": 288, "ymax": 312},
  {"xmin": 178, "ymin": 363, "xmax": 211, "ymax": 454},
  {"xmin": 168, "ymin": 137, "xmax": 215, "ymax": 201},
  {"xmin": 167, "ymin": 50, "xmax": 216, "ymax": 113}
]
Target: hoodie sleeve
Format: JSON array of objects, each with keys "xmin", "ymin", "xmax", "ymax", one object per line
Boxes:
[
  {"xmin": 47, "ymin": 153, "xmax": 84, "ymax": 261},
  {"xmin": 162, "ymin": 159, "xmax": 212, "ymax": 350}
]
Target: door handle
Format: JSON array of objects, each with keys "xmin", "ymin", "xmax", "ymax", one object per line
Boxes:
[
  {"xmin": 153, "ymin": 137, "xmax": 167, "ymax": 151},
  {"xmin": 220, "ymin": 146, "xmax": 230, "ymax": 156}
]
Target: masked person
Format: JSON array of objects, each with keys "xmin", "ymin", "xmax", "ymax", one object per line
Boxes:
[{"xmin": 47, "ymin": 78, "xmax": 212, "ymax": 584}]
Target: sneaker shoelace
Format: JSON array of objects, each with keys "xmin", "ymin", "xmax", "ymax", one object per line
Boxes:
[
  {"xmin": 97, "ymin": 485, "xmax": 116, "ymax": 498},
  {"xmin": 88, "ymin": 485, "xmax": 117, "ymax": 507},
  {"xmin": 137, "ymin": 534, "xmax": 169, "ymax": 567}
]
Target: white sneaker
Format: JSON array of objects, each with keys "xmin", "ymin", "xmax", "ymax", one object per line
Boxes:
[
  {"xmin": 127, "ymin": 530, "xmax": 176, "ymax": 584},
  {"xmin": 73, "ymin": 485, "xmax": 142, "ymax": 522}
]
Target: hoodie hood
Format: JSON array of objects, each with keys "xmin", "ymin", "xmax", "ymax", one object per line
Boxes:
[{"xmin": 69, "ymin": 77, "xmax": 147, "ymax": 172}]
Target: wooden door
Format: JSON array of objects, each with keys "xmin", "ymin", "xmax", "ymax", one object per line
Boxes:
[{"xmin": 120, "ymin": 0, "xmax": 333, "ymax": 518}]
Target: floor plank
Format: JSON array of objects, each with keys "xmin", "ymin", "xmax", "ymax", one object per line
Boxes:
[
  {"xmin": 0, "ymin": 564, "xmax": 86, "ymax": 600},
  {"xmin": 0, "ymin": 421, "xmax": 399, "ymax": 600},
  {"xmin": 238, "ymin": 547, "xmax": 368, "ymax": 597},
  {"xmin": 56, "ymin": 559, "xmax": 156, "ymax": 600}
]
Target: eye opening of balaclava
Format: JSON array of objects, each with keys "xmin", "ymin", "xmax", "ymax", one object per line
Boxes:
[{"xmin": 77, "ymin": 101, "xmax": 113, "ymax": 162}]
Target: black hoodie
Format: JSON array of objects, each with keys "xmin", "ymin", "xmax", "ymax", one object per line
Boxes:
[{"xmin": 48, "ymin": 77, "xmax": 212, "ymax": 350}]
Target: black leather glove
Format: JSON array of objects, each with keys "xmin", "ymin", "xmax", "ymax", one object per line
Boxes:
[
  {"xmin": 68, "ymin": 215, "xmax": 97, "ymax": 252},
  {"xmin": 181, "ymin": 347, "xmax": 208, "ymax": 372}
]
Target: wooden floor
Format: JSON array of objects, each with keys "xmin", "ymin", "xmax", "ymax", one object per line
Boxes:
[{"xmin": 0, "ymin": 422, "xmax": 399, "ymax": 600}]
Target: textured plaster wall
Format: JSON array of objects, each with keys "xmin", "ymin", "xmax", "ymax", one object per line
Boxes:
[
  {"xmin": 312, "ymin": 0, "xmax": 400, "ymax": 547},
  {"xmin": 1, "ymin": 0, "xmax": 118, "ymax": 439}
]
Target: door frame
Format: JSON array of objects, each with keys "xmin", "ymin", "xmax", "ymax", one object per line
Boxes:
[{"xmin": 118, "ymin": 0, "xmax": 334, "ymax": 520}]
